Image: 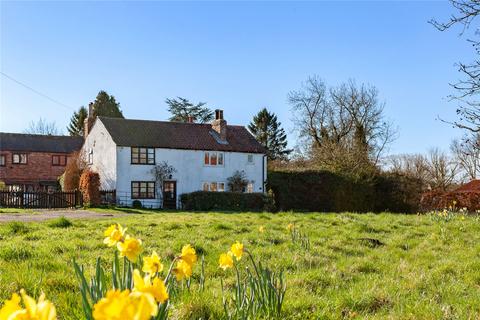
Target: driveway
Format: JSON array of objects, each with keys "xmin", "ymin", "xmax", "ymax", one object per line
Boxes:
[{"xmin": 0, "ymin": 209, "xmax": 125, "ymax": 222}]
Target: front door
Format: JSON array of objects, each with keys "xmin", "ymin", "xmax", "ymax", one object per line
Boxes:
[{"xmin": 163, "ymin": 181, "xmax": 177, "ymax": 209}]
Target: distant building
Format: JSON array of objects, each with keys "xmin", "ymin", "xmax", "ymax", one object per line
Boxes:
[
  {"xmin": 0, "ymin": 133, "xmax": 83, "ymax": 191},
  {"xmin": 82, "ymin": 109, "xmax": 267, "ymax": 208}
]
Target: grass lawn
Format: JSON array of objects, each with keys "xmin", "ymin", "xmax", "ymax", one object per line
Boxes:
[{"xmin": 0, "ymin": 210, "xmax": 479, "ymax": 319}]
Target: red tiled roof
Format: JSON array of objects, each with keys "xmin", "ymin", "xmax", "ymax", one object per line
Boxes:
[
  {"xmin": 454, "ymin": 180, "xmax": 480, "ymax": 192},
  {"xmin": 98, "ymin": 117, "xmax": 266, "ymax": 154}
]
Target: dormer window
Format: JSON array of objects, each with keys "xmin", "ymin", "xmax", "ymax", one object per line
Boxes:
[
  {"xmin": 204, "ymin": 152, "xmax": 224, "ymax": 166},
  {"xmin": 131, "ymin": 147, "xmax": 155, "ymax": 165}
]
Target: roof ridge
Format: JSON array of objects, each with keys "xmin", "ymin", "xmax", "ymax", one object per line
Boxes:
[
  {"xmin": 0, "ymin": 132, "xmax": 82, "ymax": 139},
  {"xmin": 98, "ymin": 116, "xmax": 244, "ymax": 127}
]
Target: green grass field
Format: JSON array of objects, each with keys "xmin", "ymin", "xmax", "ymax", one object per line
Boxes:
[{"xmin": 0, "ymin": 210, "xmax": 479, "ymax": 319}]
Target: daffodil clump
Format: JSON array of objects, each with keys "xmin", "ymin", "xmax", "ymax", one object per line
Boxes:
[
  {"xmin": 0, "ymin": 290, "xmax": 56, "ymax": 320},
  {"xmin": 74, "ymin": 223, "xmax": 198, "ymax": 320},
  {"xmin": 427, "ymin": 201, "xmax": 471, "ymax": 222},
  {"xmin": 218, "ymin": 241, "xmax": 286, "ymax": 319}
]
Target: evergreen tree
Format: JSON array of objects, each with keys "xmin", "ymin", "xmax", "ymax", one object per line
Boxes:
[
  {"xmin": 166, "ymin": 97, "xmax": 213, "ymax": 123},
  {"xmin": 92, "ymin": 90, "xmax": 124, "ymax": 118},
  {"xmin": 248, "ymin": 108, "xmax": 292, "ymax": 161},
  {"xmin": 67, "ymin": 106, "xmax": 88, "ymax": 136}
]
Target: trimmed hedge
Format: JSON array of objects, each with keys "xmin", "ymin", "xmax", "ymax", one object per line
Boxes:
[
  {"xmin": 267, "ymin": 170, "xmax": 422, "ymax": 213},
  {"xmin": 180, "ymin": 191, "xmax": 273, "ymax": 211}
]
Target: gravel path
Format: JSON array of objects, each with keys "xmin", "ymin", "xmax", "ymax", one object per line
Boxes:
[{"xmin": 0, "ymin": 209, "xmax": 125, "ymax": 222}]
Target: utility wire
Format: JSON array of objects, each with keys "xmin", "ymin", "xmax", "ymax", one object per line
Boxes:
[{"xmin": 0, "ymin": 71, "xmax": 74, "ymax": 111}]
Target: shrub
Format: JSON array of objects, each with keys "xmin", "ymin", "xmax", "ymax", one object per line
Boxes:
[
  {"xmin": 180, "ymin": 191, "xmax": 273, "ymax": 211},
  {"xmin": 132, "ymin": 199, "xmax": 143, "ymax": 208},
  {"xmin": 79, "ymin": 169, "xmax": 101, "ymax": 207},
  {"xmin": 63, "ymin": 151, "xmax": 86, "ymax": 191},
  {"xmin": 420, "ymin": 190, "xmax": 480, "ymax": 211},
  {"xmin": 227, "ymin": 170, "xmax": 248, "ymax": 192},
  {"xmin": 267, "ymin": 170, "xmax": 422, "ymax": 213}
]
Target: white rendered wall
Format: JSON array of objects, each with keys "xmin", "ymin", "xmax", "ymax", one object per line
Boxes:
[
  {"xmin": 115, "ymin": 147, "xmax": 265, "ymax": 208},
  {"xmin": 81, "ymin": 120, "xmax": 117, "ymax": 190}
]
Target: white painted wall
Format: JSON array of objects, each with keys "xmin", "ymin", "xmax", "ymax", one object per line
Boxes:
[
  {"xmin": 115, "ymin": 147, "xmax": 266, "ymax": 208},
  {"xmin": 81, "ymin": 120, "xmax": 117, "ymax": 190}
]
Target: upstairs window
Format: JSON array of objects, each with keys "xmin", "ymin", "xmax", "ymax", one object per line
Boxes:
[
  {"xmin": 12, "ymin": 153, "xmax": 27, "ymax": 164},
  {"xmin": 0, "ymin": 155, "xmax": 5, "ymax": 166},
  {"xmin": 204, "ymin": 152, "xmax": 224, "ymax": 166},
  {"xmin": 52, "ymin": 155, "xmax": 67, "ymax": 166},
  {"xmin": 247, "ymin": 154, "xmax": 254, "ymax": 164},
  {"xmin": 131, "ymin": 147, "xmax": 155, "ymax": 165}
]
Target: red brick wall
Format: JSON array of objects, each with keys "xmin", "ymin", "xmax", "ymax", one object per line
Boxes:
[{"xmin": 0, "ymin": 151, "xmax": 75, "ymax": 186}]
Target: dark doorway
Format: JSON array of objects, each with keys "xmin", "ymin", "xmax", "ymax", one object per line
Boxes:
[{"xmin": 163, "ymin": 181, "xmax": 177, "ymax": 209}]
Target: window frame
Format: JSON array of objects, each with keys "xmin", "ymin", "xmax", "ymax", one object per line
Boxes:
[
  {"xmin": 131, "ymin": 147, "xmax": 155, "ymax": 165},
  {"xmin": 247, "ymin": 154, "xmax": 254, "ymax": 164},
  {"xmin": 12, "ymin": 153, "xmax": 27, "ymax": 165},
  {"xmin": 0, "ymin": 154, "xmax": 5, "ymax": 166},
  {"xmin": 52, "ymin": 155, "xmax": 67, "ymax": 166},
  {"xmin": 201, "ymin": 181, "xmax": 225, "ymax": 192},
  {"xmin": 203, "ymin": 151, "xmax": 224, "ymax": 167},
  {"xmin": 131, "ymin": 181, "xmax": 156, "ymax": 199}
]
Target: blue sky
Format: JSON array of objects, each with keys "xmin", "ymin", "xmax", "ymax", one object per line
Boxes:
[{"xmin": 0, "ymin": 1, "xmax": 473, "ymax": 155}]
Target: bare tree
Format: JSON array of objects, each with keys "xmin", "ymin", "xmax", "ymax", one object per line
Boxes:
[
  {"xmin": 289, "ymin": 76, "xmax": 396, "ymax": 175},
  {"xmin": 425, "ymin": 148, "xmax": 460, "ymax": 191},
  {"xmin": 389, "ymin": 154, "xmax": 430, "ymax": 187},
  {"xmin": 431, "ymin": 0, "xmax": 480, "ymax": 133},
  {"xmin": 451, "ymin": 133, "xmax": 480, "ymax": 180},
  {"xmin": 24, "ymin": 118, "xmax": 61, "ymax": 135}
]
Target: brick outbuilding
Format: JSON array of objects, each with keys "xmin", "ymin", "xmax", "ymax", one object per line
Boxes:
[{"xmin": 0, "ymin": 133, "xmax": 83, "ymax": 191}]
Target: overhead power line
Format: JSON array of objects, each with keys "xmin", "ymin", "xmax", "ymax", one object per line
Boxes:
[{"xmin": 0, "ymin": 71, "xmax": 74, "ymax": 111}]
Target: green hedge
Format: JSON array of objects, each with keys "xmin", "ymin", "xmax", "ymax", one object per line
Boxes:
[
  {"xmin": 180, "ymin": 191, "xmax": 273, "ymax": 211},
  {"xmin": 267, "ymin": 170, "xmax": 422, "ymax": 213}
]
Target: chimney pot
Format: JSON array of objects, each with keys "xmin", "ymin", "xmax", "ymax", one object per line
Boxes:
[
  {"xmin": 212, "ymin": 109, "xmax": 227, "ymax": 141},
  {"xmin": 187, "ymin": 115, "xmax": 194, "ymax": 123}
]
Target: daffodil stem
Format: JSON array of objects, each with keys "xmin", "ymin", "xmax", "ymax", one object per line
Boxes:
[{"xmin": 164, "ymin": 257, "xmax": 178, "ymax": 284}]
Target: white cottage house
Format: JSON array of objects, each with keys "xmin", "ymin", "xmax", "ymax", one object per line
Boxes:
[{"xmin": 82, "ymin": 109, "xmax": 266, "ymax": 208}]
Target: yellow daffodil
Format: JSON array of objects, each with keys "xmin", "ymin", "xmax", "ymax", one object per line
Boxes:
[
  {"xmin": 142, "ymin": 251, "xmax": 164, "ymax": 276},
  {"xmin": 230, "ymin": 241, "xmax": 244, "ymax": 261},
  {"xmin": 133, "ymin": 269, "xmax": 169, "ymax": 303},
  {"xmin": 180, "ymin": 244, "xmax": 197, "ymax": 266},
  {"xmin": 218, "ymin": 252, "xmax": 234, "ymax": 270},
  {"xmin": 103, "ymin": 224, "xmax": 127, "ymax": 247},
  {"xmin": 0, "ymin": 293, "xmax": 22, "ymax": 320},
  {"xmin": 124, "ymin": 292, "xmax": 158, "ymax": 320},
  {"xmin": 92, "ymin": 289, "xmax": 157, "ymax": 320},
  {"xmin": 117, "ymin": 235, "xmax": 143, "ymax": 263},
  {"xmin": 286, "ymin": 223, "xmax": 294, "ymax": 232},
  {"xmin": 173, "ymin": 259, "xmax": 193, "ymax": 281},
  {"xmin": 0, "ymin": 290, "xmax": 57, "ymax": 320},
  {"xmin": 258, "ymin": 226, "xmax": 265, "ymax": 233}
]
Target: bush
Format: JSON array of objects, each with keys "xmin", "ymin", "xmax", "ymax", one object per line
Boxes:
[
  {"xmin": 180, "ymin": 191, "xmax": 273, "ymax": 211},
  {"xmin": 63, "ymin": 152, "xmax": 86, "ymax": 191},
  {"xmin": 132, "ymin": 200, "xmax": 143, "ymax": 209},
  {"xmin": 420, "ymin": 190, "xmax": 480, "ymax": 211},
  {"xmin": 79, "ymin": 169, "xmax": 101, "ymax": 207},
  {"xmin": 267, "ymin": 170, "xmax": 422, "ymax": 213}
]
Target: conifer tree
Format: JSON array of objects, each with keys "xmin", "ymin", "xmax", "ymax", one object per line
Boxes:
[
  {"xmin": 67, "ymin": 106, "xmax": 88, "ymax": 136},
  {"xmin": 248, "ymin": 108, "xmax": 292, "ymax": 160}
]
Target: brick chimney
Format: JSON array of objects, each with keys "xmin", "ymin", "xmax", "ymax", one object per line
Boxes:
[
  {"xmin": 187, "ymin": 115, "xmax": 195, "ymax": 123},
  {"xmin": 83, "ymin": 102, "xmax": 95, "ymax": 139},
  {"xmin": 212, "ymin": 109, "xmax": 227, "ymax": 141}
]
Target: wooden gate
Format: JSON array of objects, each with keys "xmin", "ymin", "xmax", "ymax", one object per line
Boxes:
[{"xmin": 0, "ymin": 191, "xmax": 82, "ymax": 208}]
